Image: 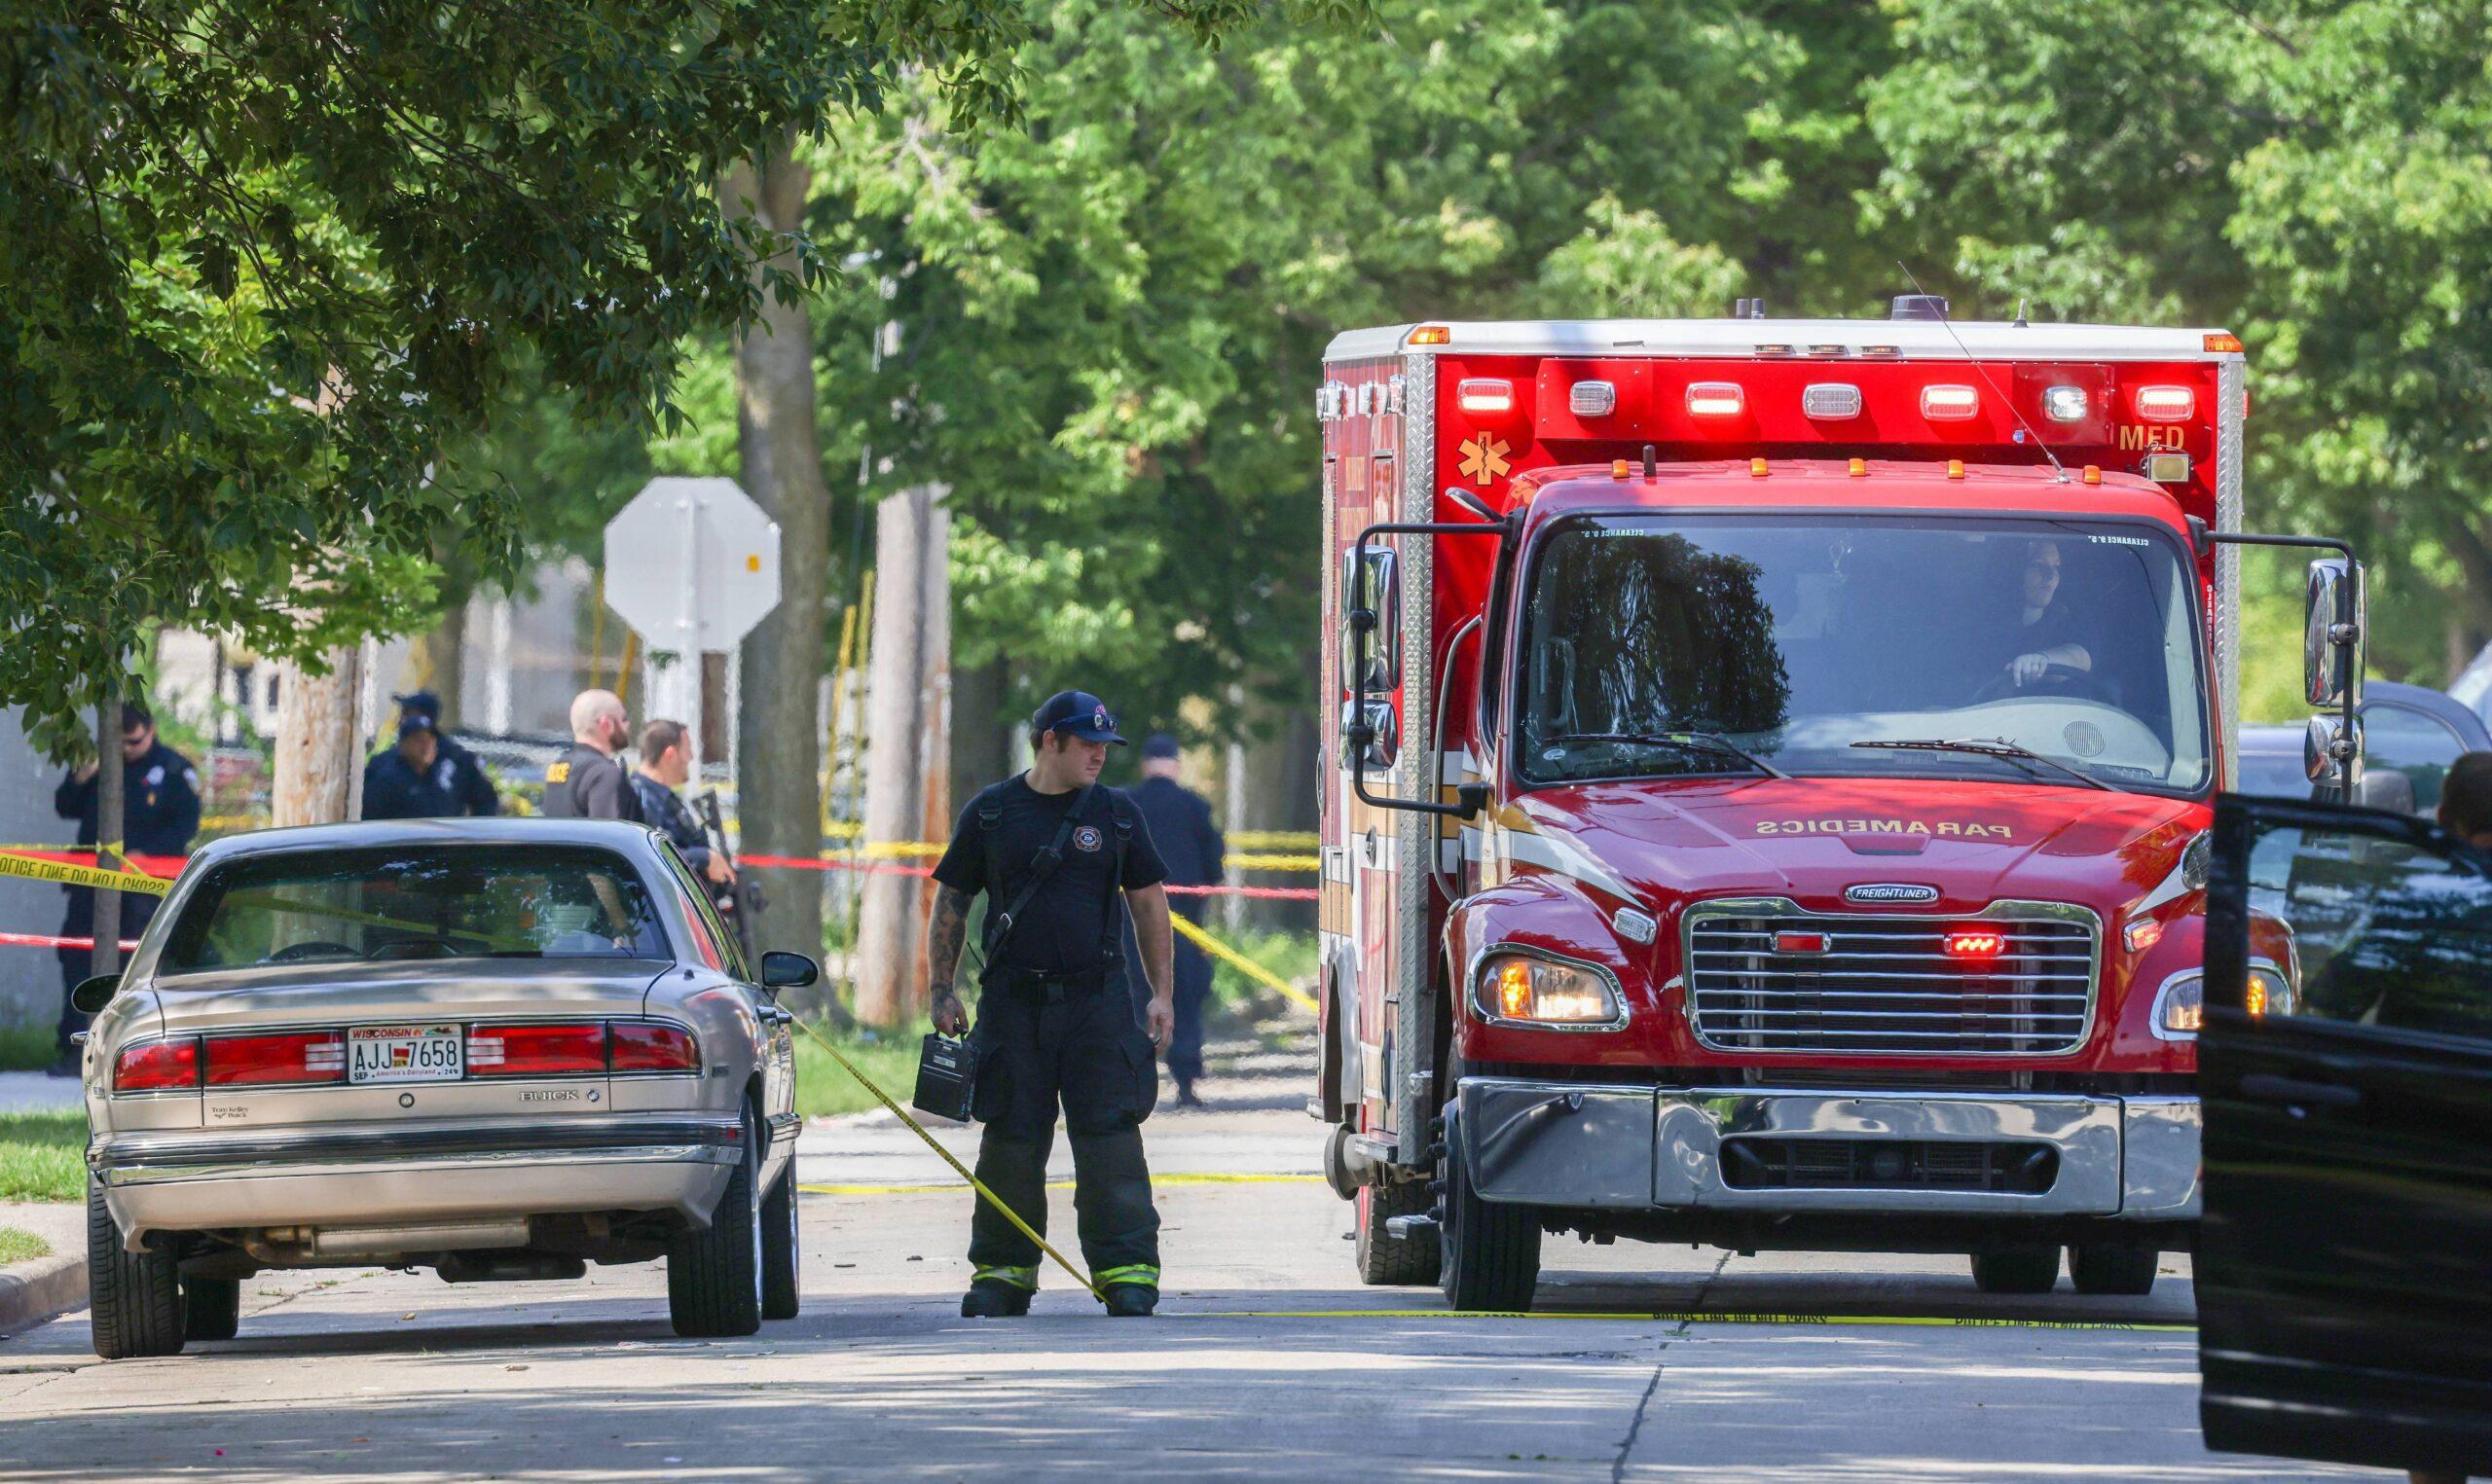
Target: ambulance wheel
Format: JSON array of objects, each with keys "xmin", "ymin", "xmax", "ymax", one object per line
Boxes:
[
  {"xmin": 182, "ymin": 1277, "xmax": 240, "ymax": 1342},
  {"xmin": 2068, "ymin": 1244, "xmax": 2158, "ymax": 1296},
  {"xmin": 669, "ymin": 1102, "xmax": 763, "ymax": 1337},
  {"xmin": 1969, "ymin": 1244, "xmax": 2061, "ymax": 1294},
  {"xmin": 759, "ymin": 1164, "xmax": 801, "ymax": 1321},
  {"xmin": 87, "ymin": 1176, "xmax": 183, "ymax": 1359},
  {"xmin": 1355, "ymin": 1176, "xmax": 1439, "ymax": 1286},
  {"xmin": 1438, "ymin": 1109, "xmax": 1541, "ymax": 1313}
]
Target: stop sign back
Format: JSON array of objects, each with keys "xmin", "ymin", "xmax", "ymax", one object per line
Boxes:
[{"xmin": 603, "ymin": 477, "xmax": 782, "ymax": 653}]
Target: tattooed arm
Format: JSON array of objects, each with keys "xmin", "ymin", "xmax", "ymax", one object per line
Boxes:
[{"xmin": 927, "ymin": 885, "xmax": 973, "ymax": 1034}]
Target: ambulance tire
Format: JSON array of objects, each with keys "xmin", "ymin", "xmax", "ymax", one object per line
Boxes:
[
  {"xmin": 1355, "ymin": 1177, "xmax": 1440, "ymax": 1286},
  {"xmin": 760, "ymin": 1163, "xmax": 801, "ymax": 1320},
  {"xmin": 1969, "ymin": 1244, "xmax": 2062, "ymax": 1294},
  {"xmin": 669, "ymin": 1102, "xmax": 764, "ymax": 1337},
  {"xmin": 1438, "ymin": 1110, "xmax": 1541, "ymax": 1313},
  {"xmin": 87, "ymin": 1176, "xmax": 183, "ymax": 1359},
  {"xmin": 2068, "ymin": 1244, "xmax": 2158, "ymax": 1296},
  {"xmin": 182, "ymin": 1277, "xmax": 240, "ymax": 1342}
]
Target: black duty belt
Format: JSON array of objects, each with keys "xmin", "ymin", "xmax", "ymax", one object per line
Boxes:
[{"xmin": 985, "ymin": 962, "xmax": 1118, "ymax": 1003}]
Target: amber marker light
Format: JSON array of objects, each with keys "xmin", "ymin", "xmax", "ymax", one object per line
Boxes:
[{"xmin": 1496, "ymin": 960, "xmax": 1533, "ymax": 1019}]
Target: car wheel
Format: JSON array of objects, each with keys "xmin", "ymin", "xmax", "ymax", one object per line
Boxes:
[
  {"xmin": 668, "ymin": 1102, "xmax": 764, "ymax": 1338},
  {"xmin": 1438, "ymin": 1108, "xmax": 1541, "ymax": 1313},
  {"xmin": 1354, "ymin": 1176, "xmax": 1439, "ymax": 1286},
  {"xmin": 2068, "ymin": 1244, "xmax": 2158, "ymax": 1296},
  {"xmin": 87, "ymin": 1176, "xmax": 183, "ymax": 1359},
  {"xmin": 183, "ymin": 1276, "xmax": 240, "ymax": 1342},
  {"xmin": 760, "ymin": 1160, "xmax": 801, "ymax": 1321},
  {"xmin": 1969, "ymin": 1245, "xmax": 2062, "ymax": 1294}
]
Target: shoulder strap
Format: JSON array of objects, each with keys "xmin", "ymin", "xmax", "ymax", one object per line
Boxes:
[{"xmin": 982, "ymin": 782, "xmax": 1097, "ymax": 962}]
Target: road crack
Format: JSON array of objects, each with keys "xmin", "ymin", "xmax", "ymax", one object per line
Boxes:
[{"xmin": 1610, "ymin": 1251, "xmax": 1732, "ymax": 1483}]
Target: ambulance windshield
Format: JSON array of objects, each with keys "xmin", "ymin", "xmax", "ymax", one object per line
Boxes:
[{"xmin": 1513, "ymin": 514, "xmax": 2212, "ymax": 793}]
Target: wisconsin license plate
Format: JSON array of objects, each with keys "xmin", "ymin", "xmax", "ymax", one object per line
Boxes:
[{"xmin": 348, "ymin": 1025, "xmax": 464, "ymax": 1084}]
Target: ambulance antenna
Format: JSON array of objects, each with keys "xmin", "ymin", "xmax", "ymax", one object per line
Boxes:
[{"xmin": 1898, "ymin": 263, "xmax": 2069, "ymax": 483}]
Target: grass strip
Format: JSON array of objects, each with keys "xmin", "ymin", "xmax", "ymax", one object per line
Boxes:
[
  {"xmin": 0, "ymin": 1225, "xmax": 51, "ymax": 1264},
  {"xmin": 0, "ymin": 1111, "xmax": 85, "ymax": 1204}
]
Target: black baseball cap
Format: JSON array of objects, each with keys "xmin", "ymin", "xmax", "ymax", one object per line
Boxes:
[
  {"xmin": 393, "ymin": 690, "xmax": 443, "ymax": 721},
  {"xmin": 1142, "ymin": 732, "xmax": 1180, "ymax": 760},
  {"xmin": 1032, "ymin": 690, "xmax": 1126, "ymax": 744}
]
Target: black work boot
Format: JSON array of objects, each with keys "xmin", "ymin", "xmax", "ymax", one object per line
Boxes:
[
  {"xmin": 961, "ymin": 1280, "xmax": 1034, "ymax": 1319},
  {"xmin": 1102, "ymin": 1285, "xmax": 1158, "ymax": 1318}
]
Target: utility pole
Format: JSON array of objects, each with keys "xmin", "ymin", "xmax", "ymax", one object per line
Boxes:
[
  {"xmin": 853, "ymin": 484, "xmax": 949, "ymax": 1026},
  {"xmin": 271, "ymin": 647, "xmax": 363, "ymax": 826}
]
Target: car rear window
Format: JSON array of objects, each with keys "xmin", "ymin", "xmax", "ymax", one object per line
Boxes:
[{"xmin": 157, "ymin": 846, "xmax": 670, "ymax": 974}]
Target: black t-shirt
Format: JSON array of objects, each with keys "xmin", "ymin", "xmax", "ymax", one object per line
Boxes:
[
  {"xmin": 1992, "ymin": 599, "xmax": 2094, "ymax": 672},
  {"xmin": 932, "ymin": 776, "xmax": 1167, "ymax": 974},
  {"xmin": 542, "ymin": 744, "xmax": 645, "ymax": 822}
]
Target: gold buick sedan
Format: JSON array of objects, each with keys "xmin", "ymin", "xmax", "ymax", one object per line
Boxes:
[{"xmin": 73, "ymin": 818, "xmax": 809, "ymax": 1357}]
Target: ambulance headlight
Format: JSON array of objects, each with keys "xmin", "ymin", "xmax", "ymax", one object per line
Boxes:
[{"xmin": 1476, "ymin": 952, "xmax": 1625, "ymax": 1028}]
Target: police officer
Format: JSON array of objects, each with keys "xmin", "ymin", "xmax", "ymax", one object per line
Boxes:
[
  {"xmin": 1129, "ymin": 733, "xmax": 1225, "ymax": 1107},
  {"xmin": 927, "ymin": 690, "xmax": 1176, "ymax": 1319},
  {"xmin": 50, "ymin": 702, "xmax": 200, "ymax": 1075},
  {"xmin": 541, "ymin": 689, "xmax": 644, "ymax": 821},
  {"xmin": 361, "ymin": 691, "xmax": 500, "ymax": 819},
  {"xmin": 629, "ymin": 718, "xmax": 736, "ymax": 895}
]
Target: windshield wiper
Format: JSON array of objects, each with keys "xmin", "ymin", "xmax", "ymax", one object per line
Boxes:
[
  {"xmin": 1851, "ymin": 738, "xmax": 2114, "ymax": 792},
  {"xmin": 1541, "ymin": 731, "xmax": 1787, "ymax": 778}
]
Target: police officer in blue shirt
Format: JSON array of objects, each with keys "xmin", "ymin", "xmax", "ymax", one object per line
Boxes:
[
  {"xmin": 50, "ymin": 702, "xmax": 200, "ymax": 1073},
  {"xmin": 1129, "ymin": 734, "xmax": 1225, "ymax": 1106},
  {"xmin": 361, "ymin": 691, "xmax": 499, "ymax": 819},
  {"xmin": 926, "ymin": 691, "xmax": 1176, "ymax": 1318}
]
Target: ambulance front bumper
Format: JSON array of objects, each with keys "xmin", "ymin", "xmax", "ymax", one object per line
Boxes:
[{"xmin": 1453, "ymin": 1078, "xmax": 2199, "ymax": 1219}]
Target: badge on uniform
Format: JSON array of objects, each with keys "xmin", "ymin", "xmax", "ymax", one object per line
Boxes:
[
  {"xmin": 1072, "ymin": 825, "xmax": 1103, "ymax": 853},
  {"xmin": 912, "ymin": 1032, "xmax": 982, "ymax": 1124}
]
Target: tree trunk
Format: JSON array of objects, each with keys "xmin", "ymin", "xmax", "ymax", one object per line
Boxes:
[
  {"xmin": 950, "ymin": 653, "xmax": 1009, "ymax": 828},
  {"xmin": 403, "ymin": 600, "xmax": 467, "ymax": 729},
  {"xmin": 854, "ymin": 486, "xmax": 950, "ymax": 1027},
  {"xmin": 726, "ymin": 127, "xmax": 829, "ymax": 1001},
  {"xmin": 90, "ymin": 690, "xmax": 125, "ymax": 979},
  {"xmin": 272, "ymin": 647, "xmax": 363, "ymax": 826}
]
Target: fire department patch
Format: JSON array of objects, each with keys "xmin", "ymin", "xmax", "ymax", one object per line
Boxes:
[{"xmin": 1073, "ymin": 825, "xmax": 1104, "ymax": 852}]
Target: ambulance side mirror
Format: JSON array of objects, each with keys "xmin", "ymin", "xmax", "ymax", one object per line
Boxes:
[{"xmin": 2303, "ymin": 558, "xmax": 2363, "ymax": 708}]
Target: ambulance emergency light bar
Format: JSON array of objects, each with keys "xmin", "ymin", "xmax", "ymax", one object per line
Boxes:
[{"xmin": 1436, "ymin": 373, "xmax": 2206, "ymax": 432}]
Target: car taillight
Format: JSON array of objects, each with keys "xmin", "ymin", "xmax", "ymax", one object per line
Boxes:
[
  {"xmin": 611, "ymin": 1022, "xmax": 700, "ymax": 1073},
  {"xmin": 467, "ymin": 1024, "xmax": 606, "ymax": 1077},
  {"xmin": 2134, "ymin": 384, "xmax": 2195, "ymax": 421},
  {"xmin": 205, "ymin": 1032, "xmax": 347, "ymax": 1087},
  {"xmin": 1921, "ymin": 384, "xmax": 1980, "ymax": 420},
  {"xmin": 114, "ymin": 1037, "xmax": 201, "ymax": 1093}
]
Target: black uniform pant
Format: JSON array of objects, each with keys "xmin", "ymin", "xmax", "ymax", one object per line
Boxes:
[
  {"xmin": 966, "ymin": 968, "xmax": 1160, "ymax": 1291},
  {"xmin": 56, "ymin": 889, "xmax": 161, "ymax": 1053},
  {"xmin": 1166, "ymin": 922, "xmax": 1212, "ymax": 1087}
]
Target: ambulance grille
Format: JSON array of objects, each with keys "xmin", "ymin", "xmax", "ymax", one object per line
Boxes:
[{"xmin": 1683, "ymin": 902, "xmax": 2099, "ymax": 1057}]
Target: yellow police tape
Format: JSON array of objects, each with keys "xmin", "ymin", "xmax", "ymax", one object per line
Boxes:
[
  {"xmin": 788, "ymin": 1016, "xmax": 1103, "ymax": 1301},
  {"xmin": 1168, "ymin": 913, "xmax": 1319, "ymax": 1013},
  {"xmin": 1176, "ymin": 1309, "xmax": 2192, "ymax": 1331},
  {"xmin": 0, "ymin": 850, "xmax": 171, "ymax": 896}
]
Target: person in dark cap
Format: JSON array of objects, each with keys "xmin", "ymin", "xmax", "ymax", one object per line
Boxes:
[
  {"xmin": 361, "ymin": 691, "xmax": 500, "ymax": 819},
  {"xmin": 926, "ymin": 689, "xmax": 1176, "ymax": 1319},
  {"xmin": 50, "ymin": 702, "xmax": 198, "ymax": 1074},
  {"xmin": 1129, "ymin": 733, "xmax": 1225, "ymax": 1106}
]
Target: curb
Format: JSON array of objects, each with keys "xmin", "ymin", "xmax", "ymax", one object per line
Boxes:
[{"xmin": 0, "ymin": 1254, "xmax": 85, "ymax": 1337}]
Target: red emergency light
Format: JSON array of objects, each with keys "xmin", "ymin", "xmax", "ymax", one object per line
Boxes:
[
  {"xmin": 1774, "ymin": 931, "xmax": 1827, "ymax": 955},
  {"xmin": 2134, "ymin": 385, "xmax": 2195, "ymax": 421},
  {"xmin": 1943, "ymin": 930, "xmax": 2006, "ymax": 959},
  {"xmin": 1921, "ymin": 384, "xmax": 1981, "ymax": 421}
]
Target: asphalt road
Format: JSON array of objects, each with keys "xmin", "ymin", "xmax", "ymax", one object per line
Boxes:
[{"xmin": 0, "ymin": 1030, "xmax": 2378, "ymax": 1482}]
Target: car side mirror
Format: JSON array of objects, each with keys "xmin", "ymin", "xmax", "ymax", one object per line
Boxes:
[
  {"xmin": 760, "ymin": 951, "xmax": 820, "ymax": 991},
  {"xmin": 72, "ymin": 973, "xmax": 123, "ymax": 1015}
]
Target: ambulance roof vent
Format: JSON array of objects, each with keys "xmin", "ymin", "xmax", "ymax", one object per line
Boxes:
[
  {"xmin": 1890, "ymin": 293, "xmax": 1950, "ymax": 321},
  {"xmin": 1731, "ymin": 297, "xmax": 1768, "ymax": 320}
]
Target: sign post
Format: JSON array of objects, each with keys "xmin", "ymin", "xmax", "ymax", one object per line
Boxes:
[{"xmin": 603, "ymin": 477, "xmax": 782, "ymax": 776}]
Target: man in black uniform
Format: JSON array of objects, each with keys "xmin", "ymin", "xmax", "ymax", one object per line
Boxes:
[
  {"xmin": 362, "ymin": 691, "xmax": 500, "ymax": 819},
  {"xmin": 50, "ymin": 702, "xmax": 200, "ymax": 1074},
  {"xmin": 928, "ymin": 690, "xmax": 1177, "ymax": 1318},
  {"xmin": 1989, "ymin": 537, "xmax": 2095, "ymax": 689},
  {"xmin": 1130, "ymin": 733, "xmax": 1225, "ymax": 1106},
  {"xmin": 541, "ymin": 688, "xmax": 644, "ymax": 821},
  {"xmin": 629, "ymin": 718, "xmax": 736, "ymax": 895}
]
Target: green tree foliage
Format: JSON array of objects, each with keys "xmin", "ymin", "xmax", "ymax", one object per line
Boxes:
[
  {"xmin": 1870, "ymin": 0, "xmax": 2492, "ymax": 695},
  {"xmin": 0, "ymin": 0, "xmax": 1289, "ymax": 753}
]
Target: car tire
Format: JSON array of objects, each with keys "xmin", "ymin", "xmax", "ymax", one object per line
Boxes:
[
  {"xmin": 87, "ymin": 1176, "xmax": 183, "ymax": 1359},
  {"xmin": 759, "ymin": 1161, "xmax": 801, "ymax": 1321},
  {"xmin": 2068, "ymin": 1244, "xmax": 2158, "ymax": 1296},
  {"xmin": 668, "ymin": 1103, "xmax": 764, "ymax": 1338},
  {"xmin": 1969, "ymin": 1245, "xmax": 2062, "ymax": 1294},
  {"xmin": 182, "ymin": 1277, "xmax": 240, "ymax": 1342},
  {"xmin": 1439, "ymin": 1108, "xmax": 1541, "ymax": 1313},
  {"xmin": 1355, "ymin": 1176, "xmax": 1440, "ymax": 1286}
]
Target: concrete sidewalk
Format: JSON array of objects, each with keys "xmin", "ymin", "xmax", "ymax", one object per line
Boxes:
[{"xmin": 0, "ymin": 1069, "xmax": 81, "ymax": 1113}]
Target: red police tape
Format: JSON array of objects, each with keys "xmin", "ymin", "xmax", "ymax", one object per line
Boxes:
[
  {"xmin": 0, "ymin": 932, "xmax": 138, "ymax": 951},
  {"xmin": 735, "ymin": 852, "xmax": 1319, "ymax": 901}
]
